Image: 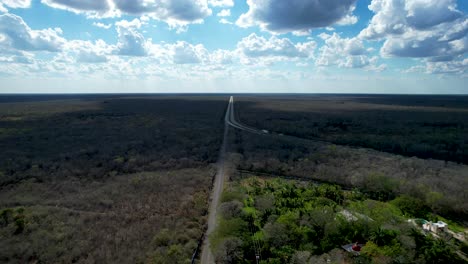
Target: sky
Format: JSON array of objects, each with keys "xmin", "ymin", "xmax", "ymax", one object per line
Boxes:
[{"xmin": 0, "ymin": 0, "xmax": 466, "ymax": 94}]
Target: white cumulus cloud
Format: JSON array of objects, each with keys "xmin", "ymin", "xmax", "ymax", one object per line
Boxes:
[
  {"xmin": 217, "ymin": 9, "xmax": 230, "ymax": 17},
  {"xmin": 316, "ymin": 33, "xmax": 385, "ymax": 71},
  {"xmin": 406, "ymin": 58, "xmax": 467, "ymax": 75},
  {"xmin": 41, "ymin": 0, "xmax": 112, "ymax": 16},
  {"xmin": 236, "ymin": 0, "xmax": 357, "ymax": 33},
  {"xmin": 237, "ymin": 33, "xmax": 316, "ymax": 59},
  {"xmin": 93, "ymin": 22, "xmax": 112, "ymax": 29},
  {"xmin": 115, "ymin": 18, "xmax": 149, "ymax": 56},
  {"xmin": 210, "ymin": 49, "xmax": 233, "ymax": 64},
  {"xmin": 360, "ymin": 0, "xmax": 467, "ymax": 62},
  {"xmin": 1, "ymin": 0, "xmax": 31, "ymax": 9},
  {"xmin": 65, "ymin": 39, "xmax": 112, "ymax": 63},
  {"xmin": 0, "ymin": 13, "xmax": 65, "ymax": 52},
  {"xmin": 219, "ymin": 18, "xmax": 232, "ymax": 24},
  {"xmin": 169, "ymin": 41, "xmax": 208, "ymax": 64},
  {"xmin": 113, "ymin": 0, "xmax": 212, "ymax": 24},
  {"xmin": 208, "ymin": 0, "xmax": 233, "ymax": 8},
  {"xmin": 41, "ymin": 0, "xmax": 212, "ymax": 27}
]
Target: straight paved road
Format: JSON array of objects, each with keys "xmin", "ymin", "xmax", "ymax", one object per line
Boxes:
[
  {"xmin": 199, "ymin": 98, "xmax": 230, "ymax": 264},
  {"xmin": 226, "ymin": 96, "xmax": 264, "ymax": 135},
  {"xmin": 200, "ymin": 96, "xmax": 276, "ymax": 263}
]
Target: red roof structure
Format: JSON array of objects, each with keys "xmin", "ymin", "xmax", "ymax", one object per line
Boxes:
[{"xmin": 352, "ymin": 243, "xmax": 361, "ymax": 252}]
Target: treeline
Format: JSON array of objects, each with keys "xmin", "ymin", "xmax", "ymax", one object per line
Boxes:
[
  {"xmin": 229, "ymin": 128, "xmax": 468, "ymax": 221},
  {"xmin": 235, "ymin": 96, "xmax": 468, "ymax": 164}
]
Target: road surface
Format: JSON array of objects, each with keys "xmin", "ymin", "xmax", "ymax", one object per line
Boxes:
[
  {"xmin": 199, "ymin": 98, "xmax": 230, "ymax": 263},
  {"xmin": 226, "ymin": 96, "xmax": 265, "ymax": 135},
  {"xmin": 200, "ymin": 96, "xmax": 303, "ymax": 263},
  {"xmin": 227, "ymin": 96, "xmax": 332, "ymax": 145}
]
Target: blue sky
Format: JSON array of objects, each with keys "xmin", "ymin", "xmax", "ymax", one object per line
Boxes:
[{"xmin": 0, "ymin": 0, "xmax": 466, "ymax": 94}]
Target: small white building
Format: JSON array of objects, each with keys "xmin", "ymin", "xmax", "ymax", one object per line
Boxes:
[{"xmin": 423, "ymin": 221, "xmax": 448, "ymax": 233}]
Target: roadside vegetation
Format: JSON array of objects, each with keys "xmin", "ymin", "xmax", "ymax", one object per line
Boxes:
[
  {"xmin": 231, "ymin": 129, "xmax": 468, "ymax": 221},
  {"xmin": 0, "ymin": 96, "xmax": 227, "ymax": 263},
  {"xmin": 211, "ymin": 176, "xmax": 467, "ymax": 263}
]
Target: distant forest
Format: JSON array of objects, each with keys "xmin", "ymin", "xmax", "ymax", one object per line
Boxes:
[{"xmin": 236, "ymin": 95, "xmax": 468, "ymax": 164}]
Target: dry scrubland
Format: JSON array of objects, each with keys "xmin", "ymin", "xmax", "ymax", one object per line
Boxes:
[{"xmin": 0, "ymin": 96, "xmax": 227, "ymax": 263}]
